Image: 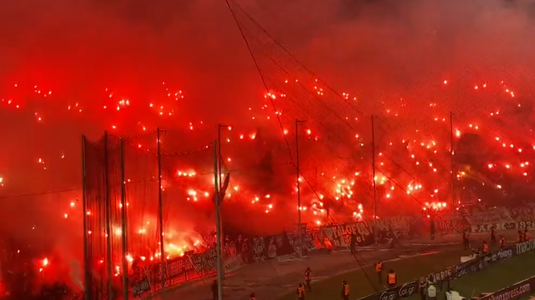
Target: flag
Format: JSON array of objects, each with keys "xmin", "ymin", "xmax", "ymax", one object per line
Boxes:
[
  {"xmin": 212, "ymin": 172, "xmax": 231, "ymax": 203},
  {"xmin": 219, "ymin": 172, "xmax": 231, "ymax": 201}
]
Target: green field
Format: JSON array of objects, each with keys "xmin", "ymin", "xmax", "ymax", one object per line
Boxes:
[
  {"xmin": 519, "ymin": 293, "xmax": 535, "ymax": 300},
  {"xmin": 406, "ymin": 251, "xmax": 535, "ymax": 300},
  {"xmin": 276, "ymin": 249, "xmax": 472, "ymax": 300}
]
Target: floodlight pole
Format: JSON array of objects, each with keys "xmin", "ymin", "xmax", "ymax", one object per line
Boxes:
[
  {"xmin": 450, "ymin": 112, "xmax": 455, "ymax": 224},
  {"xmin": 213, "ymin": 141, "xmax": 224, "ymax": 300},
  {"xmin": 217, "ymin": 124, "xmax": 230, "ymax": 280},
  {"xmin": 371, "ymin": 115, "xmax": 378, "ymax": 245},
  {"xmin": 119, "ymin": 138, "xmax": 129, "ymax": 300},
  {"xmin": 217, "ymin": 124, "xmax": 230, "ymax": 190},
  {"xmin": 295, "ymin": 119, "xmax": 306, "ymax": 258},
  {"xmin": 81, "ymin": 135, "xmax": 92, "ymax": 300},
  {"xmin": 157, "ymin": 128, "xmax": 166, "ymax": 290},
  {"xmin": 103, "ymin": 131, "xmax": 114, "ymax": 298}
]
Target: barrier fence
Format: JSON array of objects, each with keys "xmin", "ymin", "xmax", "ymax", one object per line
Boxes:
[
  {"xmin": 129, "ymin": 206, "xmax": 535, "ymax": 297},
  {"xmin": 79, "ymin": 128, "xmax": 535, "ymax": 298},
  {"xmin": 358, "ymin": 239, "xmax": 535, "ymax": 300},
  {"xmin": 480, "ymin": 275, "xmax": 535, "ymax": 300}
]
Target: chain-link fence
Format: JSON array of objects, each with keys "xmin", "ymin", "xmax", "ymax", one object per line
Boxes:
[
  {"xmin": 224, "ymin": 0, "xmax": 535, "ymax": 219},
  {"xmin": 71, "ymin": 3, "xmax": 535, "ymax": 299},
  {"xmin": 82, "ymin": 130, "xmax": 216, "ymax": 299}
]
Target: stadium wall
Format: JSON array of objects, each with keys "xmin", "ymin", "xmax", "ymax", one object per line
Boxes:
[
  {"xmin": 80, "ymin": 131, "xmax": 535, "ymax": 298},
  {"xmin": 129, "ymin": 206, "xmax": 535, "ymax": 297}
]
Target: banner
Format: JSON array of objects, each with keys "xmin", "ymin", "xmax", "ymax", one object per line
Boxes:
[
  {"xmin": 251, "ymin": 233, "xmax": 295, "ymax": 262},
  {"xmin": 130, "ymin": 278, "xmax": 151, "ymax": 297},
  {"xmin": 190, "ymin": 248, "xmax": 218, "ymax": 272},
  {"xmin": 223, "ymin": 254, "xmax": 245, "ymax": 273},
  {"xmin": 166, "ymin": 255, "xmax": 196, "ymax": 278},
  {"xmin": 471, "ymin": 222, "xmax": 517, "ymax": 233},
  {"xmin": 515, "ymin": 220, "xmax": 535, "ymax": 230},
  {"xmin": 433, "ymin": 214, "xmax": 460, "ymax": 233},
  {"xmin": 480, "ymin": 276, "xmax": 535, "ymax": 300},
  {"xmin": 318, "ymin": 221, "xmax": 373, "ymax": 248},
  {"xmin": 129, "ymin": 262, "xmax": 153, "ymax": 296},
  {"xmin": 453, "ymin": 246, "xmax": 515, "ymax": 278},
  {"xmin": 373, "ymin": 217, "xmax": 413, "ymax": 238},
  {"xmin": 376, "ymin": 281, "xmax": 418, "ymax": 300},
  {"xmin": 465, "ymin": 208, "xmax": 514, "ymax": 226},
  {"xmin": 509, "ymin": 207, "xmax": 535, "ymax": 222},
  {"xmin": 485, "ymin": 246, "xmax": 515, "ymax": 263},
  {"xmin": 470, "ymin": 221, "xmax": 535, "ymax": 233},
  {"xmin": 359, "ymin": 244, "xmax": 522, "ymax": 300},
  {"xmin": 127, "ymin": 205, "xmax": 535, "ymax": 298},
  {"xmin": 286, "ymin": 226, "xmax": 318, "ymax": 254},
  {"xmin": 514, "ymin": 239, "xmax": 535, "ymax": 255}
]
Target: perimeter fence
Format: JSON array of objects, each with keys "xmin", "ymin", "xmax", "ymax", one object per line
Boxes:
[
  {"xmin": 82, "ymin": 130, "xmax": 216, "ymax": 300},
  {"xmin": 79, "ymin": 125, "xmax": 535, "ymax": 298}
]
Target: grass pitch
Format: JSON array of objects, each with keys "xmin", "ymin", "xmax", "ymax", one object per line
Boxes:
[
  {"xmin": 276, "ymin": 248, "xmax": 472, "ymax": 300},
  {"xmin": 410, "ymin": 251, "xmax": 535, "ymax": 300}
]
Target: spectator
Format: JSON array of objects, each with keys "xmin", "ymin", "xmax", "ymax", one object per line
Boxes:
[
  {"xmin": 490, "ymin": 226, "xmax": 496, "ymax": 246},
  {"xmin": 427, "ymin": 281, "xmax": 437, "ymax": 300}
]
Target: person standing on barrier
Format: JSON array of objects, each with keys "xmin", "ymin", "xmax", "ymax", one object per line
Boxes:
[
  {"xmin": 490, "ymin": 226, "xmax": 496, "ymax": 246},
  {"xmin": 341, "ymin": 280, "xmax": 350, "ymax": 300},
  {"xmin": 500, "ymin": 235, "xmax": 506, "ymax": 248},
  {"xmin": 297, "ymin": 283, "xmax": 306, "ymax": 300},
  {"xmin": 387, "ymin": 270, "xmax": 397, "ymax": 288},
  {"xmin": 304, "ymin": 267, "xmax": 312, "ymax": 291},
  {"xmin": 375, "ymin": 261, "xmax": 383, "ymax": 284}
]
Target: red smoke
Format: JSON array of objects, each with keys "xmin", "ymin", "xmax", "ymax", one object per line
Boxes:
[{"xmin": 1, "ymin": 0, "xmax": 535, "ymax": 290}]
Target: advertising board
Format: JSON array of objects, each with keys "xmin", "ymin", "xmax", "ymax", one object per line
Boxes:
[{"xmin": 358, "ymin": 242, "xmax": 531, "ymax": 300}]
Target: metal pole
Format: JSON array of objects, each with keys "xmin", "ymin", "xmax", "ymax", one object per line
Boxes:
[
  {"xmin": 218, "ymin": 125, "xmax": 222, "ymax": 190},
  {"xmin": 217, "ymin": 124, "xmax": 228, "ymax": 281},
  {"xmin": 119, "ymin": 139, "xmax": 129, "ymax": 300},
  {"xmin": 217, "ymin": 125, "xmax": 223, "ymax": 280},
  {"xmin": 295, "ymin": 119, "xmax": 303, "ymax": 258},
  {"xmin": 371, "ymin": 115, "xmax": 378, "ymax": 245},
  {"xmin": 450, "ymin": 112, "xmax": 455, "ymax": 226},
  {"xmin": 103, "ymin": 131, "xmax": 113, "ymax": 298},
  {"xmin": 81, "ymin": 135, "xmax": 92, "ymax": 300},
  {"xmin": 157, "ymin": 128, "xmax": 166, "ymax": 290},
  {"xmin": 213, "ymin": 141, "xmax": 224, "ymax": 300}
]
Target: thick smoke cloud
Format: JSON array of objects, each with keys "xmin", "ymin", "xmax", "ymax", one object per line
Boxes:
[
  {"xmin": 263, "ymin": 0, "xmax": 533, "ymax": 86},
  {"xmin": 0, "ymin": 0, "xmax": 534, "ymax": 289}
]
